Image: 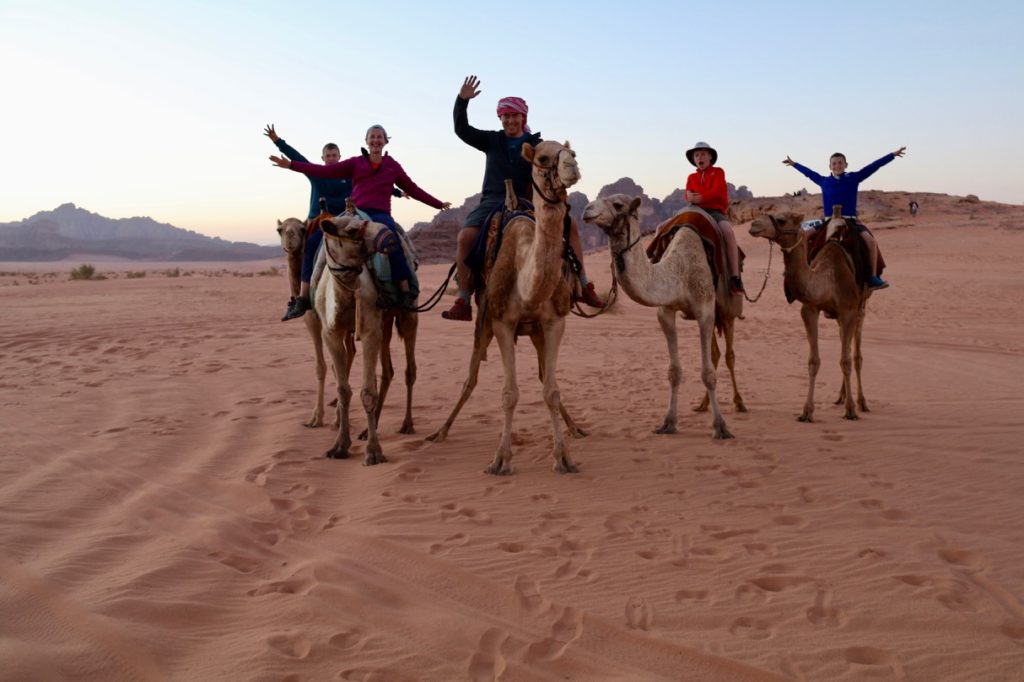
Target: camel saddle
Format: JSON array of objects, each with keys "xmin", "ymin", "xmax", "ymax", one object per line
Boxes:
[
  {"xmin": 465, "ymin": 199, "xmax": 536, "ymax": 286},
  {"xmin": 645, "ymin": 208, "xmax": 745, "ymax": 283},
  {"xmin": 806, "ymin": 218, "xmax": 886, "ymax": 285}
]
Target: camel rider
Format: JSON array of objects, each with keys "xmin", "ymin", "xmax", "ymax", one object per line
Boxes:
[
  {"xmin": 270, "ymin": 125, "xmax": 452, "ymax": 314},
  {"xmin": 443, "ymin": 75, "xmax": 604, "ymax": 322},
  {"xmin": 684, "ymin": 141, "xmax": 745, "ymax": 295},
  {"xmin": 264, "ymin": 124, "xmax": 404, "ymax": 321},
  {"xmin": 783, "ymin": 147, "xmax": 907, "ymax": 290}
]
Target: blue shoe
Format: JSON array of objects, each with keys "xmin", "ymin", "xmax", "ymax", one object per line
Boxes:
[{"xmin": 867, "ymin": 275, "xmax": 889, "ymax": 290}]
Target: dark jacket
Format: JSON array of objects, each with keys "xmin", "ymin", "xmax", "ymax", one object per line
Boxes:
[
  {"xmin": 454, "ymin": 97, "xmax": 542, "ymax": 202},
  {"xmin": 273, "ymin": 138, "xmax": 352, "ymax": 219}
]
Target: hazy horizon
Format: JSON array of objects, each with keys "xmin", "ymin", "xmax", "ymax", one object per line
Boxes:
[{"xmin": 2, "ymin": 0, "xmax": 1021, "ymax": 244}]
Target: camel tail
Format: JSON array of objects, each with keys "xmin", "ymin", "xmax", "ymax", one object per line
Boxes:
[{"xmin": 395, "ymin": 315, "xmax": 404, "ymax": 340}]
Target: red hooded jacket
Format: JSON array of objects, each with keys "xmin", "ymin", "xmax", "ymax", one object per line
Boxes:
[{"xmin": 685, "ymin": 166, "xmax": 729, "ymax": 214}]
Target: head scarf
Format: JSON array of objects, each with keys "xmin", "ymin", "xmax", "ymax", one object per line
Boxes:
[{"xmin": 496, "ymin": 97, "xmax": 531, "ymax": 133}]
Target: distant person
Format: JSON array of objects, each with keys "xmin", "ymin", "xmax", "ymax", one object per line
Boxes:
[
  {"xmin": 783, "ymin": 147, "xmax": 906, "ymax": 290},
  {"xmin": 684, "ymin": 141, "xmax": 744, "ymax": 295},
  {"xmin": 909, "ymin": 199, "xmax": 919, "ymax": 217},
  {"xmin": 264, "ymin": 124, "xmax": 403, "ymax": 321},
  {"xmin": 271, "ymin": 124, "xmax": 451, "ymax": 314},
  {"xmin": 443, "ymin": 74, "xmax": 603, "ymax": 322}
]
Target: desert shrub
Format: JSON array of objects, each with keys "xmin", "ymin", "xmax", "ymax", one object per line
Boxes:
[
  {"xmin": 165, "ymin": 268, "xmax": 181, "ymax": 278},
  {"xmin": 70, "ymin": 264, "xmax": 96, "ymax": 280},
  {"xmin": 126, "ymin": 271, "xmax": 147, "ymax": 279},
  {"xmin": 257, "ymin": 268, "xmax": 280, "ymax": 277}
]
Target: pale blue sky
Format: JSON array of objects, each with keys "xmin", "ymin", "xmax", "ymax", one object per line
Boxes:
[{"xmin": 1, "ymin": 0, "xmax": 1021, "ymax": 244}]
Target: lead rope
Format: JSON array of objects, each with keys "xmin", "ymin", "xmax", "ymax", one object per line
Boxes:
[{"xmin": 741, "ymin": 239, "xmax": 774, "ymax": 304}]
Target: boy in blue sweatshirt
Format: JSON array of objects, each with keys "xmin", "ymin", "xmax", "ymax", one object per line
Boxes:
[{"xmin": 783, "ymin": 147, "xmax": 906, "ymax": 290}]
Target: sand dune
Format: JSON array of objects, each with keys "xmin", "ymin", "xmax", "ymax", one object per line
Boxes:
[{"xmin": 2, "ymin": 200, "xmax": 1023, "ymax": 680}]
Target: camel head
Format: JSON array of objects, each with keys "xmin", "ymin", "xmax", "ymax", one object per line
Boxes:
[
  {"xmin": 277, "ymin": 218, "xmax": 306, "ymax": 254},
  {"xmin": 749, "ymin": 212, "xmax": 804, "ymax": 248},
  {"xmin": 582, "ymin": 194, "xmax": 642, "ymax": 239},
  {"xmin": 320, "ymin": 214, "xmax": 370, "ymax": 276},
  {"xmin": 522, "ymin": 140, "xmax": 581, "ymax": 201}
]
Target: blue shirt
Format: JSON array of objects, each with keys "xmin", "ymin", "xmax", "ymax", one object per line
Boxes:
[{"xmin": 792, "ymin": 153, "xmax": 895, "ymax": 218}]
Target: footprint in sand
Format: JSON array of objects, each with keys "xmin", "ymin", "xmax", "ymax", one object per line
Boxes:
[
  {"xmin": 329, "ymin": 628, "xmax": 368, "ymax": 651},
  {"xmin": 339, "ymin": 667, "xmax": 417, "ymax": 682},
  {"xmin": 245, "ymin": 463, "xmax": 273, "ymax": 486},
  {"xmin": 1000, "ymin": 619, "xmax": 1024, "ymax": 641},
  {"xmin": 513, "ymin": 575, "xmax": 550, "ymax": 614},
  {"xmin": 497, "ymin": 541, "xmax": 526, "ymax": 553},
  {"xmin": 937, "ymin": 548, "xmax": 988, "ymax": 571},
  {"xmin": 806, "ymin": 589, "xmax": 843, "ymax": 627},
  {"xmin": 248, "ymin": 570, "xmax": 318, "ymax": 597},
  {"xmin": 429, "ymin": 532, "xmax": 469, "ymax": 556},
  {"xmin": 525, "ymin": 607, "xmax": 584, "ymax": 661},
  {"xmin": 266, "ymin": 631, "xmax": 312, "ymax": 659},
  {"xmin": 208, "ymin": 551, "xmax": 261, "ymax": 574},
  {"xmin": 843, "ymin": 646, "xmax": 905, "ymax": 678},
  {"xmin": 772, "ymin": 515, "xmax": 807, "ymax": 528},
  {"xmin": 624, "ymin": 596, "xmax": 653, "ymax": 630},
  {"xmin": 750, "ymin": 575, "xmax": 815, "ymax": 593},
  {"xmin": 467, "ymin": 628, "xmax": 509, "ymax": 682},
  {"xmin": 675, "ymin": 589, "xmax": 708, "ymax": 603},
  {"xmin": 729, "ymin": 616, "xmax": 772, "ymax": 640},
  {"xmin": 893, "ymin": 574, "xmax": 932, "ymax": 587},
  {"xmin": 440, "ymin": 503, "xmax": 491, "ymax": 525}
]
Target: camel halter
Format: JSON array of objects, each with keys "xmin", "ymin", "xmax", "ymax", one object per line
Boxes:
[
  {"xmin": 609, "ymin": 210, "xmax": 642, "ymax": 274},
  {"xmin": 769, "ymin": 215, "xmax": 805, "ymax": 254},
  {"xmin": 531, "ymin": 148, "xmax": 575, "ymax": 205},
  {"xmin": 323, "ymin": 220, "xmax": 369, "ymax": 292}
]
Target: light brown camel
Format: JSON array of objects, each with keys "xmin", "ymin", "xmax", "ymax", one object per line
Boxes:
[
  {"xmin": 749, "ymin": 211, "xmax": 872, "ymax": 421},
  {"xmin": 582, "ymin": 195, "xmax": 733, "ymax": 440},
  {"xmin": 277, "ymin": 217, "xmax": 417, "ymax": 435},
  {"xmin": 427, "ymin": 140, "xmax": 584, "ymax": 474},
  {"xmin": 312, "ymin": 212, "xmax": 388, "ymax": 464}
]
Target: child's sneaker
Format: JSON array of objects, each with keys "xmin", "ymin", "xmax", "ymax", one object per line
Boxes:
[
  {"xmin": 441, "ymin": 298, "xmax": 472, "ymax": 321},
  {"xmin": 281, "ymin": 296, "xmax": 310, "ymax": 321},
  {"xmin": 729, "ymin": 276, "xmax": 745, "ymax": 295},
  {"xmin": 867, "ymin": 275, "xmax": 890, "ymax": 290}
]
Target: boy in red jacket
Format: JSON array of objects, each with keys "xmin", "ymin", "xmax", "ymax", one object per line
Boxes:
[{"xmin": 685, "ymin": 141, "xmax": 744, "ymax": 294}]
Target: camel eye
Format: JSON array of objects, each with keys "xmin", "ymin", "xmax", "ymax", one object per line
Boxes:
[{"xmin": 612, "ymin": 201, "xmax": 623, "ymax": 210}]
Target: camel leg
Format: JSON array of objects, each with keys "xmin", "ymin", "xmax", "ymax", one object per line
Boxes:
[
  {"xmin": 303, "ymin": 314, "xmax": 327, "ymax": 428},
  {"xmin": 799, "ymin": 304, "xmax": 821, "ymax": 423},
  {"xmin": 360, "ymin": 313, "xmax": 395, "ymax": 441},
  {"xmin": 655, "ymin": 306, "xmax": 681, "ymax": 434},
  {"xmin": 324, "ymin": 331, "xmax": 352, "ymax": 459},
  {"xmin": 530, "ymin": 331, "xmax": 587, "ymax": 438},
  {"xmin": 359, "ymin": 316, "xmax": 386, "ymax": 465},
  {"xmin": 837, "ymin": 314, "xmax": 858, "ymax": 421},
  {"xmin": 693, "ymin": 334, "xmax": 719, "ymax": 413},
  {"xmin": 539, "ymin": 317, "xmax": 577, "ymax": 474},
  {"xmin": 398, "ymin": 311, "xmax": 417, "ymax": 434},
  {"xmin": 698, "ymin": 313, "xmax": 733, "ymax": 439},
  {"xmin": 853, "ymin": 304, "xmax": 868, "ymax": 412},
  {"xmin": 723, "ymin": 318, "xmax": 747, "ymax": 412},
  {"xmin": 426, "ymin": 324, "xmax": 493, "ymax": 443},
  {"xmin": 486, "ymin": 322, "xmax": 518, "ymax": 475}
]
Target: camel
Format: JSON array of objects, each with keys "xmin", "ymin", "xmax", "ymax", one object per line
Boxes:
[
  {"xmin": 310, "ymin": 211, "xmax": 394, "ymax": 464},
  {"xmin": 582, "ymin": 195, "xmax": 733, "ymax": 440},
  {"xmin": 277, "ymin": 216, "xmax": 417, "ymax": 436},
  {"xmin": 748, "ymin": 211, "xmax": 872, "ymax": 422},
  {"xmin": 427, "ymin": 140, "xmax": 585, "ymax": 474}
]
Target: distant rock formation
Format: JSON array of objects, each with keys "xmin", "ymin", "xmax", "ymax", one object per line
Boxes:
[{"xmin": 0, "ymin": 203, "xmax": 280, "ymax": 261}]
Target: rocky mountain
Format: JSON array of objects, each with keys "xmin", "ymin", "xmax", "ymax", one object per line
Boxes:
[
  {"xmin": 408, "ymin": 178, "xmax": 754, "ymax": 263},
  {"xmin": 0, "ymin": 204, "xmax": 279, "ymax": 261}
]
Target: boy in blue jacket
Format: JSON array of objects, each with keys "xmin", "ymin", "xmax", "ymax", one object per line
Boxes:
[{"xmin": 783, "ymin": 147, "xmax": 906, "ymax": 290}]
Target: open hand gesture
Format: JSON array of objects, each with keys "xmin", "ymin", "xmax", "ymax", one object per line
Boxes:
[
  {"xmin": 459, "ymin": 75, "xmax": 481, "ymax": 101},
  {"xmin": 269, "ymin": 155, "xmax": 291, "ymax": 169},
  {"xmin": 263, "ymin": 124, "xmax": 279, "ymax": 142},
  {"xmin": 782, "ymin": 155, "xmax": 795, "ymax": 166},
  {"xmin": 440, "ymin": 202, "xmax": 452, "ymax": 211},
  {"xmin": 893, "ymin": 146, "xmax": 907, "ymax": 158}
]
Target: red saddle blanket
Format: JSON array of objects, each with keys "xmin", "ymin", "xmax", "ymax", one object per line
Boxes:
[{"xmin": 645, "ymin": 209, "xmax": 744, "ymax": 280}]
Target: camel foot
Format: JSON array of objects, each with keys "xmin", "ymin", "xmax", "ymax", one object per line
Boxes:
[
  {"xmin": 834, "ymin": 395, "xmax": 844, "ymax": 405},
  {"xmin": 303, "ymin": 413, "xmax": 324, "ymax": 428},
  {"xmin": 843, "ymin": 412, "xmax": 859, "ymax": 421},
  {"xmin": 693, "ymin": 396, "xmax": 710, "ymax": 413},
  {"xmin": 485, "ymin": 457, "xmax": 513, "ymax": 476},
  {"xmin": 325, "ymin": 446, "xmax": 350, "ymax": 460},
  {"xmin": 713, "ymin": 423, "xmax": 734, "ymax": 440},
  {"xmin": 357, "ymin": 428, "xmax": 368, "ymax": 441},
  {"xmin": 426, "ymin": 428, "xmax": 448, "ymax": 443},
  {"xmin": 398, "ymin": 421, "xmax": 415, "ymax": 435},
  {"xmin": 566, "ymin": 426, "xmax": 589, "ymax": 439},
  {"xmin": 858, "ymin": 400, "xmax": 870, "ymax": 413},
  {"xmin": 653, "ymin": 420, "xmax": 678, "ymax": 435},
  {"xmin": 797, "ymin": 413, "xmax": 814, "ymax": 423},
  {"xmin": 363, "ymin": 450, "xmax": 387, "ymax": 466},
  {"xmin": 735, "ymin": 399, "xmax": 748, "ymax": 413},
  {"xmin": 553, "ymin": 457, "xmax": 579, "ymax": 474}
]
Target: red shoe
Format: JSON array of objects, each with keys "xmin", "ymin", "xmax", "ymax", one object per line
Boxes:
[
  {"xmin": 577, "ymin": 282, "xmax": 605, "ymax": 308},
  {"xmin": 441, "ymin": 298, "xmax": 473, "ymax": 321}
]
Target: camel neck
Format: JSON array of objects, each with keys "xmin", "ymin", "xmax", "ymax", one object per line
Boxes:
[{"xmin": 612, "ymin": 219, "xmax": 682, "ymax": 307}]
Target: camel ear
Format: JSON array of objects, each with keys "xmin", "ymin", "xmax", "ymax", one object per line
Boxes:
[
  {"xmin": 521, "ymin": 143, "xmax": 535, "ymax": 162},
  {"xmin": 276, "ymin": 220, "xmax": 284, "ymax": 234},
  {"xmin": 629, "ymin": 197, "xmax": 642, "ymax": 215},
  {"xmin": 563, "ymin": 140, "xmax": 572, "ymax": 150},
  {"xmin": 320, "ymin": 217, "xmax": 339, "ymax": 237}
]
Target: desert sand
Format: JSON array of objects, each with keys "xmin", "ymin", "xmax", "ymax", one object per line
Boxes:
[{"xmin": 1, "ymin": 197, "xmax": 1023, "ymax": 681}]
